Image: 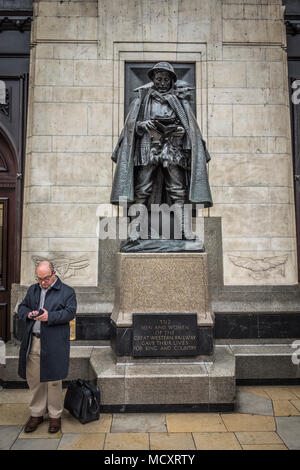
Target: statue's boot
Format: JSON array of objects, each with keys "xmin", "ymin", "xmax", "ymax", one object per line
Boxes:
[{"xmin": 173, "ymin": 201, "xmax": 197, "ymax": 241}]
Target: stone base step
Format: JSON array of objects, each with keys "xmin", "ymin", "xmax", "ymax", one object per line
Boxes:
[
  {"xmin": 221, "ymin": 339, "xmax": 300, "ymax": 383},
  {"xmin": 1, "ymin": 340, "xmax": 300, "ymax": 401},
  {"xmin": 0, "ymin": 340, "xmax": 107, "ymax": 386},
  {"xmin": 90, "ymin": 345, "xmax": 235, "ymax": 412}
]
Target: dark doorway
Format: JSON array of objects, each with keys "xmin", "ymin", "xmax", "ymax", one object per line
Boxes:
[
  {"xmin": 0, "ymin": 129, "xmax": 17, "ymax": 341},
  {"xmin": 0, "ymin": 75, "xmax": 29, "ymax": 342}
]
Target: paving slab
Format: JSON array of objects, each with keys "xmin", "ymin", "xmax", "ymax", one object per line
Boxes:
[
  {"xmin": 263, "ymin": 387, "xmax": 299, "ymax": 400},
  {"xmin": 276, "ymin": 416, "xmax": 300, "ymax": 450},
  {"xmin": 0, "ymin": 404, "xmax": 29, "ymax": 425},
  {"xmin": 288, "ymin": 386, "xmax": 300, "ymax": 399},
  {"xmin": 10, "ymin": 438, "xmax": 60, "ymax": 450},
  {"xmin": 104, "ymin": 433, "xmax": 149, "ymax": 450},
  {"xmin": 221, "ymin": 414, "xmax": 276, "ymax": 432},
  {"xmin": 57, "ymin": 433, "xmax": 105, "ymax": 450},
  {"xmin": 234, "ymin": 431, "xmax": 284, "ymax": 445},
  {"xmin": 291, "ymin": 399, "xmax": 300, "ymax": 412},
  {"xmin": 193, "ymin": 432, "xmax": 242, "ymax": 450},
  {"xmin": 236, "ymin": 386, "xmax": 269, "ymax": 399},
  {"xmin": 61, "ymin": 414, "xmax": 112, "ymax": 433},
  {"xmin": 273, "ymin": 400, "xmax": 300, "ymax": 417},
  {"xmin": 0, "ymin": 426, "xmax": 22, "ymax": 450},
  {"xmin": 241, "ymin": 444, "xmax": 288, "ymax": 450},
  {"xmin": 166, "ymin": 413, "xmax": 227, "ymax": 433},
  {"xmin": 0, "ymin": 389, "xmax": 32, "ymax": 404},
  {"xmin": 235, "ymin": 390, "xmax": 274, "ymax": 416},
  {"xmin": 150, "ymin": 432, "xmax": 195, "ymax": 450},
  {"xmin": 111, "ymin": 413, "xmax": 167, "ymax": 433}
]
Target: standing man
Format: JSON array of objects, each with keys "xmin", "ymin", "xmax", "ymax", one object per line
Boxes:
[{"xmin": 18, "ymin": 260, "xmax": 77, "ymax": 434}]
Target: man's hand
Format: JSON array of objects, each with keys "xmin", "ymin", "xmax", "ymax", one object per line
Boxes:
[
  {"xmin": 28, "ymin": 311, "xmax": 39, "ymax": 319},
  {"xmin": 34, "ymin": 308, "xmax": 48, "ymax": 322},
  {"xmin": 28, "ymin": 308, "xmax": 48, "ymax": 322}
]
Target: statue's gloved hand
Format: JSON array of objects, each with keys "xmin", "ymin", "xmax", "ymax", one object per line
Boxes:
[
  {"xmin": 137, "ymin": 120, "xmax": 156, "ymax": 134},
  {"xmin": 172, "ymin": 126, "xmax": 185, "ymax": 137}
]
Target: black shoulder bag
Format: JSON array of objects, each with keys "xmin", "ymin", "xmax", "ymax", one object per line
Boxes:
[{"xmin": 64, "ymin": 379, "xmax": 100, "ymax": 424}]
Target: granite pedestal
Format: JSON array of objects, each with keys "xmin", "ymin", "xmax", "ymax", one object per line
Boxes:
[
  {"xmin": 90, "ymin": 345, "xmax": 235, "ymax": 412},
  {"xmin": 104, "ymin": 251, "xmax": 235, "ymax": 410},
  {"xmin": 111, "ymin": 252, "xmax": 214, "ymax": 357}
]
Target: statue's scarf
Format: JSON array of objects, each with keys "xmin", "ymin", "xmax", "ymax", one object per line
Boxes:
[
  {"xmin": 111, "ymin": 87, "xmax": 213, "ymax": 207},
  {"xmin": 138, "ymin": 89, "xmax": 191, "ymax": 160},
  {"xmin": 146, "ymin": 89, "xmax": 190, "ymax": 140}
]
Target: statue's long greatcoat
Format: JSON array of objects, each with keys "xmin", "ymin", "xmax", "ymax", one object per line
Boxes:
[{"xmin": 110, "ymin": 87, "xmax": 213, "ymax": 208}]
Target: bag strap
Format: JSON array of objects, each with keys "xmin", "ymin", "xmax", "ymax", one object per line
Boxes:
[
  {"xmin": 89, "ymin": 397, "xmax": 100, "ymax": 414},
  {"xmin": 80, "ymin": 380, "xmax": 98, "ymax": 395},
  {"xmin": 78, "ymin": 380, "xmax": 100, "ymax": 413}
]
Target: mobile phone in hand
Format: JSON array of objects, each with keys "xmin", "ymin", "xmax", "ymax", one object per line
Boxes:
[{"xmin": 31, "ymin": 309, "xmax": 44, "ymax": 318}]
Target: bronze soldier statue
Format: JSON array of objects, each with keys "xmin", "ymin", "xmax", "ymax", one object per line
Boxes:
[{"xmin": 110, "ymin": 62, "xmax": 212, "ymax": 245}]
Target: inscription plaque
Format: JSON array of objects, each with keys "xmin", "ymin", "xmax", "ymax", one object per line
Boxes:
[{"xmin": 132, "ymin": 313, "xmax": 197, "ymax": 357}]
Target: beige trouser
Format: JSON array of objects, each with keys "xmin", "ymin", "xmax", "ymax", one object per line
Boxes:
[{"xmin": 26, "ymin": 336, "xmax": 63, "ymax": 419}]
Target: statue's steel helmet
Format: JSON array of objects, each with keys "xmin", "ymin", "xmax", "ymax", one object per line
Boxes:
[{"xmin": 148, "ymin": 62, "xmax": 177, "ymax": 83}]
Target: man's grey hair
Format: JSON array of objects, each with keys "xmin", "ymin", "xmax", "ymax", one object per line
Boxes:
[{"xmin": 48, "ymin": 261, "xmax": 55, "ymax": 273}]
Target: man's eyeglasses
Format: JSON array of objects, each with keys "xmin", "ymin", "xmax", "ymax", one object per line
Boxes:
[{"xmin": 36, "ymin": 273, "xmax": 54, "ymax": 282}]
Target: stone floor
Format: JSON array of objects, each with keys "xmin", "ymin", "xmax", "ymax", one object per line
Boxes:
[{"xmin": 1, "ymin": 385, "xmax": 300, "ymax": 450}]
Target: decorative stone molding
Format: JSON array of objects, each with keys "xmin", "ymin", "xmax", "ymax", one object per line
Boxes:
[
  {"xmin": 228, "ymin": 254, "xmax": 289, "ymax": 281},
  {"xmin": 32, "ymin": 255, "xmax": 89, "ymax": 280}
]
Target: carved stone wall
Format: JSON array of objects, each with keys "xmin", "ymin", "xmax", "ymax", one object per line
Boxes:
[
  {"xmin": 21, "ymin": 0, "xmax": 101, "ymax": 286},
  {"xmin": 20, "ymin": 0, "xmax": 298, "ymax": 286}
]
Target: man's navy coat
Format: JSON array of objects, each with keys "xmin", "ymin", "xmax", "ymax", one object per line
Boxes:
[{"xmin": 18, "ymin": 277, "xmax": 77, "ymax": 382}]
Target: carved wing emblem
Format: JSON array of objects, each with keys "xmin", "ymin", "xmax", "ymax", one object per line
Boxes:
[
  {"xmin": 32, "ymin": 255, "xmax": 89, "ymax": 280},
  {"xmin": 228, "ymin": 254, "xmax": 288, "ymax": 280}
]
